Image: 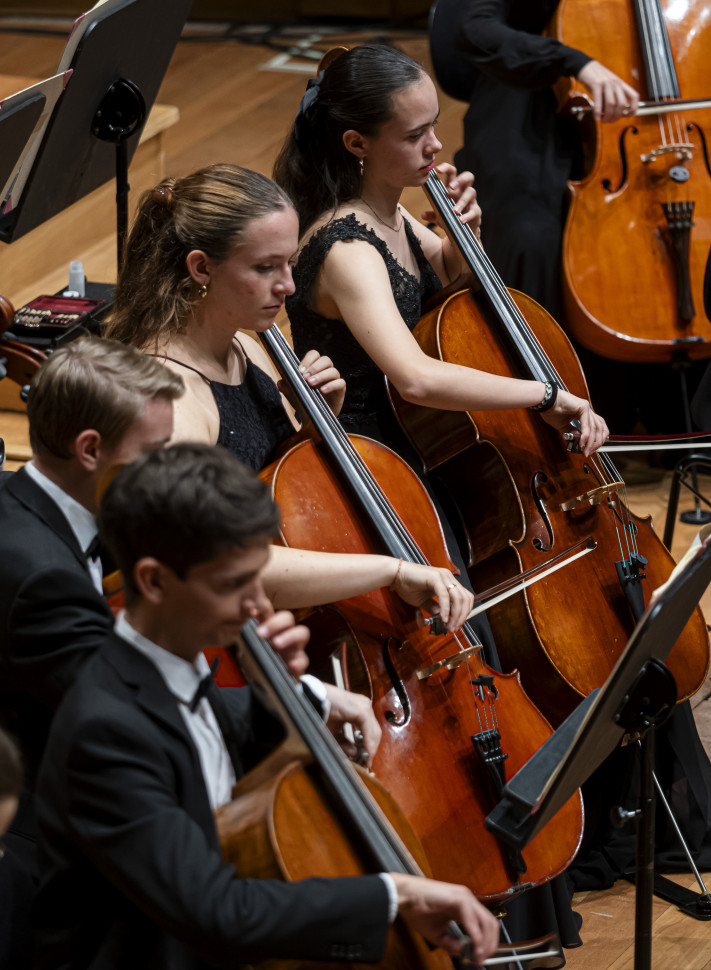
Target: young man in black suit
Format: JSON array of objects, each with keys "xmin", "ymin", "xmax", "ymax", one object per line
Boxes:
[
  {"xmin": 0, "ymin": 338, "xmax": 182, "ymax": 786},
  {"xmin": 0, "ymin": 337, "xmax": 182, "ymax": 965},
  {"xmin": 34, "ymin": 444, "xmax": 499, "ymax": 969}
]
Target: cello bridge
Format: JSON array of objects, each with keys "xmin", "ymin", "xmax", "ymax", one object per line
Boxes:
[
  {"xmin": 641, "ymin": 143, "xmax": 693, "ymax": 164},
  {"xmin": 559, "ymin": 481, "xmax": 624, "ymax": 512},
  {"xmin": 416, "ymin": 644, "xmax": 481, "ymax": 680}
]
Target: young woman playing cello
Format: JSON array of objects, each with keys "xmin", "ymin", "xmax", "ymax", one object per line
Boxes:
[
  {"xmin": 105, "ymin": 163, "xmax": 473, "ymax": 630},
  {"xmin": 273, "ymin": 44, "xmax": 608, "ymax": 463},
  {"xmin": 274, "ymin": 40, "xmax": 711, "ymax": 910},
  {"xmin": 272, "ymin": 43, "xmax": 604, "ymax": 958}
]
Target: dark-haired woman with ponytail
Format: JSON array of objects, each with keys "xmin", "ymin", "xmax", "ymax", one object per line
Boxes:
[
  {"xmin": 274, "ymin": 44, "xmax": 606, "ymax": 461},
  {"xmin": 274, "ymin": 43, "xmax": 608, "ymax": 680},
  {"xmin": 274, "ymin": 42, "xmax": 606, "ymax": 959}
]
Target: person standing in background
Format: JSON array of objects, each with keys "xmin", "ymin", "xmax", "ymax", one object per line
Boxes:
[{"xmin": 432, "ymin": 0, "xmax": 638, "ymax": 318}]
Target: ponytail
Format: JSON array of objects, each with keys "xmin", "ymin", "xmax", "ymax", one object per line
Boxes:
[{"xmin": 273, "ymin": 44, "xmax": 425, "ymax": 234}]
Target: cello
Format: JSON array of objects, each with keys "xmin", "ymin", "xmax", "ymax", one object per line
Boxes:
[
  {"xmin": 217, "ymin": 617, "xmax": 560, "ymax": 969},
  {"xmin": 388, "ymin": 171, "xmax": 710, "ymax": 726},
  {"xmin": 0, "ymin": 294, "xmax": 47, "ymax": 402},
  {"xmin": 255, "ymin": 323, "xmax": 583, "ymax": 905},
  {"xmin": 550, "ymin": 0, "xmax": 711, "ymax": 362}
]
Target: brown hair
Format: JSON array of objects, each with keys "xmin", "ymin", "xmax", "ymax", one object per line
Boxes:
[
  {"xmin": 27, "ymin": 337, "xmax": 184, "ymax": 460},
  {"xmin": 105, "ymin": 163, "xmax": 294, "ymax": 349},
  {"xmin": 273, "ymin": 45, "xmax": 426, "ymax": 234}
]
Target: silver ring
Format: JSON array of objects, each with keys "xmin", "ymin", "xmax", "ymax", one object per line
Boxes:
[{"xmin": 447, "ymin": 583, "xmax": 456, "ymax": 590}]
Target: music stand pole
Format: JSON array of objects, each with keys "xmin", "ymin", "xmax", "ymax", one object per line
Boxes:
[
  {"xmin": 636, "ymin": 724, "xmax": 657, "ymax": 970},
  {"xmin": 484, "ymin": 535, "xmax": 711, "ymax": 970},
  {"xmin": 91, "ymin": 78, "xmax": 145, "ymax": 272},
  {"xmin": 608, "ymin": 659, "xmax": 677, "ymax": 970}
]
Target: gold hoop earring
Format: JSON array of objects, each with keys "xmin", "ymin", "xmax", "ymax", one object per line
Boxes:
[{"xmin": 198, "ymin": 283, "xmax": 208, "ymax": 299}]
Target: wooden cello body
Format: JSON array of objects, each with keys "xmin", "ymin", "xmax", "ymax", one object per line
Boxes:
[
  {"xmin": 216, "ymin": 618, "xmax": 456, "ymax": 970},
  {"xmin": 389, "ymin": 173, "xmax": 710, "ymax": 727},
  {"xmin": 256, "ymin": 326, "xmax": 583, "ymax": 905},
  {"xmin": 551, "ymin": 0, "xmax": 711, "ymax": 362},
  {"xmin": 217, "ymin": 620, "xmax": 559, "ymax": 969}
]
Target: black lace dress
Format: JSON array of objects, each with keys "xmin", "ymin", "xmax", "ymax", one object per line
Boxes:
[
  {"xmin": 288, "ymin": 214, "xmax": 503, "ymax": 641},
  {"xmin": 288, "ymin": 215, "xmax": 488, "ymax": 599},
  {"xmin": 154, "ymin": 351, "xmax": 294, "ymax": 470},
  {"xmin": 289, "ymin": 214, "xmax": 441, "ymax": 447},
  {"xmin": 288, "ymin": 214, "xmax": 583, "ymax": 958}
]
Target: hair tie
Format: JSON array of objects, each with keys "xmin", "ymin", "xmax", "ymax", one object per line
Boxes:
[
  {"xmin": 149, "ymin": 181, "xmax": 176, "ymax": 209},
  {"xmin": 293, "ymin": 70, "xmax": 325, "ymax": 149}
]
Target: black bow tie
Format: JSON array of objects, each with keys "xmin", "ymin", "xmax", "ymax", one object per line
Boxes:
[
  {"xmin": 187, "ymin": 658, "xmax": 220, "ymax": 712},
  {"xmin": 84, "ymin": 534, "xmax": 102, "ymax": 561}
]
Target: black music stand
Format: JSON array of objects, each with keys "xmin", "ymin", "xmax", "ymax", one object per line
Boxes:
[
  {"xmin": 485, "ymin": 535, "xmax": 711, "ymax": 970},
  {"xmin": 0, "ymin": 0, "xmax": 192, "ymax": 267}
]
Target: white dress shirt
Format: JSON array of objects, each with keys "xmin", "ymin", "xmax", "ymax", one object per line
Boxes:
[
  {"xmin": 24, "ymin": 460, "xmax": 103, "ymax": 594},
  {"xmin": 115, "ymin": 612, "xmax": 237, "ymax": 810}
]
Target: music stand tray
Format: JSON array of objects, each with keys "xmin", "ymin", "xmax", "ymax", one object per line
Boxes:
[{"xmin": 486, "ymin": 534, "xmax": 711, "ymax": 848}]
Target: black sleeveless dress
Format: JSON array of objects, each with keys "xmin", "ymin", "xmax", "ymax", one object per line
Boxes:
[
  {"xmin": 289, "ymin": 214, "xmax": 442, "ymax": 446},
  {"xmin": 288, "ymin": 216, "xmax": 493, "ymax": 620},
  {"xmin": 154, "ymin": 350, "xmax": 294, "ymax": 470}
]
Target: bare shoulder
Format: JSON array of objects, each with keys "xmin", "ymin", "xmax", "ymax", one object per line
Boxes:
[{"xmin": 322, "ymin": 234, "xmax": 391, "ymax": 291}]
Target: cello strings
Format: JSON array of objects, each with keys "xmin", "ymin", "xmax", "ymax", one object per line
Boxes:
[
  {"xmin": 241, "ymin": 618, "xmax": 426, "ymax": 874},
  {"xmin": 266, "ymin": 329, "xmax": 510, "ymax": 741},
  {"xmin": 429, "ymin": 175, "xmax": 566, "ymax": 389},
  {"xmin": 265, "ymin": 326, "xmax": 424, "ymax": 562},
  {"xmin": 430, "ymin": 174, "xmax": 651, "ymax": 581},
  {"xmin": 429, "ymin": 172, "xmax": 641, "ymax": 569},
  {"xmin": 263, "ymin": 327, "xmax": 495, "ymax": 708}
]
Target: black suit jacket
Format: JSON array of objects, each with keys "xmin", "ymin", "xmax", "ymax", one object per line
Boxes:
[
  {"xmin": 0, "ymin": 468, "xmax": 114, "ymax": 780},
  {"xmin": 34, "ymin": 632, "xmax": 389, "ymax": 970}
]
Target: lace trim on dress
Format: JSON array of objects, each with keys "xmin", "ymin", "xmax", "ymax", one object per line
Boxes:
[{"xmin": 287, "ymin": 214, "xmax": 442, "ymax": 431}]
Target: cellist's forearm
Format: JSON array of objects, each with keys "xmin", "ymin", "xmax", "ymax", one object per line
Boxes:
[{"xmin": 262, "ymin": 546, "xmax": 399, "ymax": 609}]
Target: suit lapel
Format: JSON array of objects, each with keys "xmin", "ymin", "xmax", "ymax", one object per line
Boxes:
[
  {"xmin": 6, "ymin": 467, "xmax": 90, "ymax": 573},
  {"xmin": 205, "ymin": 680, "xmax": 245, "ymax": 780},
  {"xmin": 101, "ymin": 632, "xmax": 225, "ymax": 839},
  {"xmin": 103, "ymin": 632, "xmax": 199, "ymax": 749}
]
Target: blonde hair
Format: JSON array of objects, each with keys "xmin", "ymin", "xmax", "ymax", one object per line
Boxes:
[
  {"xmin": 27, "ymin": 337, "xmax": 184, "ymax": 459},
  {"xmin": 106, "ymin": 163, "xmax": 293, "ymax": 348}
]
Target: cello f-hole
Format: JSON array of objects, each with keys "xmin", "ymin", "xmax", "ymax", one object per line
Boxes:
[
  {"xmin": 603, "ymin": 125, "xmax": 636, "ymax": 193},
  {"xmin": 382, "ymin": 638, "xmax": 411, "ymax": 727},
  {"xmin": 530, "ymin": 473, "xmax": 554, "ymax": 552},
  {"xmin": 688, "ymin": 122, "xmax": 711, "ymax": 177}
]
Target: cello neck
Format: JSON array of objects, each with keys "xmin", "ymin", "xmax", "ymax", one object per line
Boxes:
[
  {"xmin": 260, "ymin": 308, "xmax": 487, "ymax": 646},
  {"xmin": 424, "ymin": 173, "xmax": 565, "ymax": 390},
  {"xmin": 259, "ymin": 326, "xmax": 424, "ymax": 564},
  {"xmin": 237, "ymin": 617, "xmax": 423, "ymax": 874},
  {"xmin": 633, "ymin": 0, "xmax": 679, "ymax": 99}
]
